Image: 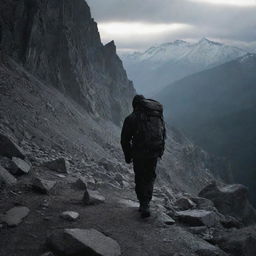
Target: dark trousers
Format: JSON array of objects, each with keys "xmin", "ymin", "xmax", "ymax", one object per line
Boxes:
[{"xmin": 133, "ymin": 157, "xmax": 158, "ymax": 205}]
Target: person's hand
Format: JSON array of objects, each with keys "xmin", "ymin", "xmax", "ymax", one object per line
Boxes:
[{"xmin": 125, "ymin": 156, "xmax": 132, "ymax": 164}]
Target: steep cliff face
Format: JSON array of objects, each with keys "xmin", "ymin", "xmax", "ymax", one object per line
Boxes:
[{"xmin": 0, "ymin": 0, "xmax": 135, "ymax": 125}]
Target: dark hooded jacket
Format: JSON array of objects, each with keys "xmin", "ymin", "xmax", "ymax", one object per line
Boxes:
[{"xmin": 121, "ymin": 95, "xmax": 166, "ymax": 160}]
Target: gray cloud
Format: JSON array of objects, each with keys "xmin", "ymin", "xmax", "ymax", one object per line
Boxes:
[{"xmin": 86, "ymin": 0, "xmax": 256, "ymax": 52}]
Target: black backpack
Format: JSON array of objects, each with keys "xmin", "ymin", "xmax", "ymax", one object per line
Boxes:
[{"xmin": 135, "ymin": 99, "xmax": 165, "ymax": 156}]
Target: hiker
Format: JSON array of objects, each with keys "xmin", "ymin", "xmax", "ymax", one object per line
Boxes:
[{"xmin": 121, "ymin": 95, "xmax": 166, "ymax": 218}]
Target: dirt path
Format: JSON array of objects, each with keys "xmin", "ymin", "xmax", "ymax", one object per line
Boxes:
[{"xmin": 0, "ymin": 168, "xmax": 201, "ymax": 256}]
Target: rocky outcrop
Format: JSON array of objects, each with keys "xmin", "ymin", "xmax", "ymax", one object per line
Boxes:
[
  {"xmin": 199, "ymin": 183, "xmax": 256, "ymax": 225},
  {"xmin": 47, "ymin": 228, "xmax": 121, "ymax": 256},
  {"xmin": 0, "ymin": 0, "xmax": 135, "ymax": 125},
  {"xmin": 43, "ymin": 158, "xmax": 70, "ymax": 174},
  {"xmin": 32, "ymin": 177, "xmax": 56, "ymax": 194},
  {"xmin": 214, "ymin": 226, "xmax": 256, "ymax": 256},
  {"xmin": 176, "ymin": 209, "xmax": 219, "ymax": 227}
]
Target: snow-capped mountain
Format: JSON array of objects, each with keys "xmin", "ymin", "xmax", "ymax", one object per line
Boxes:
[{"xmin": 121, "ymin": 38, "xmax": 248, "ymax": 95}]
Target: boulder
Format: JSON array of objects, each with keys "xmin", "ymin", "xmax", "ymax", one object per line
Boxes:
[
  {"xmin": 0, "ymin": 164, "xmax": 17, "ymax": 187},
  {"xmin": 89, "ymin": 190, "xmax": 106, "ymax": 205},
  {"xmin": 60, "ymin": 211, "xmax": 79, "ymax": 221},
  {"xmin": 43, "ymin": 158, "xmax": 70, "ymax": 174},
  {"xmin": 47, "ymin": 228, "xmax": 121, "ymax": 256},
  {"xmin": 190, "ymin": 196, "xmax": 215, "ymax": 210},
  {"xmin": 157, "ymin": 211, "xmax": 175, "ymax": 225},
  {"xmin": 199, "ymin": 183, "xmax": 256, "ymax": 225},
  {"xmin": 11, "ymin": 157, "xmax": 31, "ymax": 175},
  {"xmin": 176, "ymin": 209, "xmax": 218, "ymax": 227},
  {"xmin": 175, "ymin": 197, "xmax": 196, "ymax": 210},
  {"xmin": 216, "ymin": 226, "xmax": 256, "ymax": 256},
  {"xmin": 1, "ymin": 206, "xmax": 30, "ymax": 227},
  {"xmin": 82, "ymin": 190, "xmax": 105, "ymax": 206},
  {"xmin": 33, "ymin": 177, "xmax": 56, "ymax": 194},
  {"xmin": 73, "ymin": 177, "xmax": 87, "ymax": 190},
  {"xmin": 0, "ymin": 133, "xmax": 25, "ymax": 159}
]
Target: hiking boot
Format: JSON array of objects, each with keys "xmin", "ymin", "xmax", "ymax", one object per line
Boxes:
[{"xmin": 140, "ymin": 203, "xmax": 150, "ymax": 218}]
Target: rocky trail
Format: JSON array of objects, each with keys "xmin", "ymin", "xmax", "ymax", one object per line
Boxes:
[
  {"xmin": 0, "ymin": 48, "xmax": 256, "ymax": 256},
  {"xmin": 1, "ymin": 130, "xmax": 256, "ymax": 256},
  {"xmin": 0, "ymin": 0, "xmax": 256, "ymax": 255}
]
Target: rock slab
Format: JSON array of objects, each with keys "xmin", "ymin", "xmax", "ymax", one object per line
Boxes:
[
  {"xmin": 83, "ymin": 190, "xmax": 105, "ymax": 206},
  {"xmin": 43, "ymin": 158, "xmax": 70, "ymax": 174},
  {"xmin": 199, "ymin": 183, "xmax": 256, "ymax": 225},
  {"xmin": 60, "ymin": 211, "xmax": 79, "ymax": 221},
  {"xmin": 33, "ymin": 177, "xmax": 56, "ymax": 194},
  {"xmin": 0, "ymin": 133, "xmax": 25, "ymax": 159},
  {"xmin": 1, "ymin": 206, "xmax": 30, "ymax": 227},
  {"xmin": 158, "ymin": 212, "xmax": 175, "ymax": 225},
  {"xmin": 11, "ymin": 157, "xmax": 31, "ymax": 175},
  {"xmin": 177, "ymin": 209, "xmax": 218, "ymax": 227},
  {"xmin": 48, "ymin": 228, "xmax": 121, "ymax": 256},
  {"xmin": 73, "ymin": 177, "xmax": 87, "ymax": 190}
]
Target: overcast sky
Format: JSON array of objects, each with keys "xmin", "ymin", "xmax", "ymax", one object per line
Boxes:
[{"xmin": 86, "ymin": 0, "xmax": 256, "ymax": 53}]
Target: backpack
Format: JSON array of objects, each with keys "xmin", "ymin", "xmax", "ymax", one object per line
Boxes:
[{"xmin": 135, "ymin": 99, "xmax": 165, "ymax": 156}]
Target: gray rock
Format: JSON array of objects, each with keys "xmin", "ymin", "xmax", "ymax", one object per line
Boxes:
[
  {"xmin": 11, "ymin": 157, "xmax": 31, "ymax": 175},
  {"xmin": 60, "ymin": 211, "xmax": 79, "ymax": 221},
  {"xmin": 48, "ymin": 228, "xmax": 121, "ymax": 256},
  {"xmin": 73, "ymin": 177, "xmax": 87, "ymax": 190},
  {"xmin": 0, "ymin": 164, "xmax": 17, "ymax": 187},
  {"xmin": 177, "ymin": 209, "xmax": 218, "ymax": 227},
  {"xmin": 158, "ymin": 211, "xmax": 175, "ymax": 225},
  {"xmin": 89, "ymin": 190, "xmax": 106, "ymax": 205},
  {"xmin": 175, "ymin": 197, "xmax": 196, "ymax": 210},
  {"xmin": 199, "ymin": 183, "xmax": 256, "ymax": 225},
  {"xmin": 216, "ymin": 226, "xmax": 256, "ymax": 256},
  {"xmin": 33, "ymin": 177, "xmax": 56, "ymax": 194},
  {"xmin": 0, "ymin": 133, "xmax": 25, "ymax": 159},
  {"xmin": 1, "ymin": 206, "xmax": 30, "ymax": 227},
  {"xmin": 43, "ymin": 158, "xmax": 70, "ymax": 174},
  {"xmin": 82, "ymin": 190, "xmax": 105, "ymax": 206},
  {"xmin": 190, "ymin": 196, "xmax": 215, "ymax": 210}
]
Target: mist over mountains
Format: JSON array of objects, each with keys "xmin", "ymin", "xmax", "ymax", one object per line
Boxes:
[
  {"xmin": 156, "ymin": 53, "xmax": 256, "ymax": 205},
  {"xmin": 121, "ymin": 38, "xmax": 248, "ymax": 95}
]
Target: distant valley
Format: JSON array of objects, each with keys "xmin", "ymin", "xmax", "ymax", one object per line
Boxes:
[{"xmin": 121, "ymin": 38, "xmax": 248, "ymax": 95}]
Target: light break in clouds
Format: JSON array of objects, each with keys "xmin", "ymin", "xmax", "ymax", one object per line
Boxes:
[
  {"xmin": 189, "ymin": 0, "xmax": 256, "ymax": 6},
  {"xmin": 87, "ymin": 0, "xmax": 256, "ymax": 53}
]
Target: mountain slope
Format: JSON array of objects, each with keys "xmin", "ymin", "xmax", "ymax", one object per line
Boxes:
[
  {"xmin": 122, "ymin": 38, "xmax": 247, "ymax": 95},
  {"xmin": 0, "ymin": 0, "xmax": 135, "ymax": 125},
  {"xmin": 156, "ymin": 53, "xmax": 256, "ymax": 205}
]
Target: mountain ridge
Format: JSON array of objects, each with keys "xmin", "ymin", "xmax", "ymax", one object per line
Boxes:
[
  {"xmin": 122, "ymin": 38, "xmax": 248, "ymax": 95},
  {"xmin": 156, "ymin": 53, "xmax": 256, "ymax": 205}
]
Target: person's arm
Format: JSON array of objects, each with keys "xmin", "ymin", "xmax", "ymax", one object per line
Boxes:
[{"xmin": 121, "ymin": 116, "xmax": 133, "ymax": 164}]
